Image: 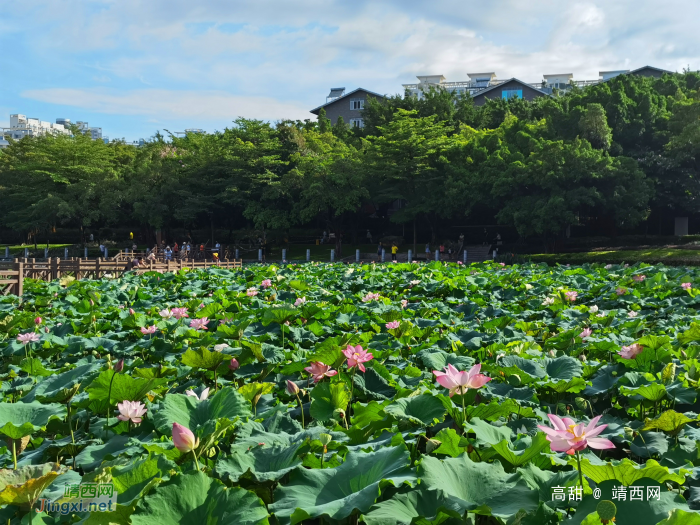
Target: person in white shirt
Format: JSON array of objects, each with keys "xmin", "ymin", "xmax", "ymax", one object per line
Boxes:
[{"xmin": 164, "ymin": 246, "xmax": 172, "ymax": 260}]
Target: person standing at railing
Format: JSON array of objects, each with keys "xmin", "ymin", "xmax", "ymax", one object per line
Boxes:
[
  {"xmin": 164, "ymin": 246, "xmax": 172, "ymax": 261},
  {"xmin": 173, "ymin": 242, "xmax": 179, "ymax": 256}
]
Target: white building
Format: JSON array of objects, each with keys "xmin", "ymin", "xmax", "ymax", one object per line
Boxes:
[
  {"xmin": 1, "ymin": 114, "xmax": 103, "ymax": 142},
  {"xmin": 1, "ymin": 114, "xmax": 71, "ymax": 140}
]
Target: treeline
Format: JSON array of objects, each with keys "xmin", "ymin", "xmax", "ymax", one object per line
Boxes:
[{"xmin": 2, "ymin": 71, "xmax": 700, "ymax": 250}]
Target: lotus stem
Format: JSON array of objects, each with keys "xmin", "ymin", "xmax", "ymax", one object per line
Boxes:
[
  {"xmin": 12, "ymin": 440, "xmax": 17, "ymax": 470},
  {"xmin": 576, "ymin": 450, "xmax": 584, "ymax": 488},
  {"xmin": 460, "ymin": 394, "xmax": 466, "ymax": 432},
  {"xmin": 67, "ymin": 403, "xmax": 75, "ymax": 444},
  {"xmin": 105, "ymin": 369, "xmax": 117, "ymax": 437},
  {"xmin": 193, "ymin": 450, "xmax": 200, "ymax": 471},
  {"xmin": 296, "ymin": 394, "xmax": 304, "ymax": 428}
]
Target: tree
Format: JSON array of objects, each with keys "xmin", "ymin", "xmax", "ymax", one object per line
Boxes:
[
  {"xmin": 365, "ymin": 109, "xmax": 455, "ymax": 253},
  {"xmin": 578, "ymin": 103, "xmax": 613, "ymax": 150}
]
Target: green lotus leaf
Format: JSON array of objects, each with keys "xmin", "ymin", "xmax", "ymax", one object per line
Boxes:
[
  {"xmin": 570, "ymin": 479, "xmax": 689, "ymax": 525},
  {"xmin": 620, "ymin": 383, "xmax": 667, "ymax": 402},
  {"xmin": 656, "ymin": 509, "xmax": 700, "ymax": 525},
  {"xmin": 181, "ymin": 347, "xmax": 227, "ymax": 370},
  {"xmin": 642, "ymin": 410, "xmax": 695, "ymax": 436},
  {"xmin": 270, "ymin": 445, "xmax": 416, "ymax": 524},
  {"xmin": 0, "ymin": 463, "xmax": 65, "ymax": 506},
  {"xmin": 23, "ymin": 363, "xmax": 102, "ymax": 403},
  {"xmin": 309, "ymin": 382, "xmax": 350, "ymax": 422},
  {"xmin": 151, "ymin": 388, "xmax": 252, "ymax": 439},
  {"xmin": 418, "ymin": 454, "xmax": 540, "ymax": 520},
  {"xmin": 491, "ymin": 432, "xmax": 550, "ymax": 467},
  {"xmin": 262, "ymin": 306, "xmax": 298, "ymax": 325},
  {"xmin": 108, "ymin": 453, "xmax": 177, "ymax": 505},
  {"xmin": 87, "ymin": 370, "xmax": 168, "ymax": 404},
  {"xmin": 215, "ymin": 443, "xmax": 302, "ymax": 483},
  {"xmin": 0, "ymin": 402, "xmax": 66, "ymax": 439},
  {"xmin": 363, "ymin": 486, "xmax": 465, "ymax": 525},
  {"xmin": 130, "ymin": 471, "xmax": 269, "ymax": 525},
  {"xmin": 384, "ymin": 394, "xmax": 446, "ymax": 427},
  {"xmin": 570, "ymin": 457, "xmax": 687, "ymax": 485},
  {"xmin": 18, "ymin": 358, "xmax": 53, "ymax": 377}
]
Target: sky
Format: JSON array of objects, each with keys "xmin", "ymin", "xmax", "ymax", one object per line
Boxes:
[{"xmin": 0, "ymin": 0, "xmax": 697, "ymax": 141}]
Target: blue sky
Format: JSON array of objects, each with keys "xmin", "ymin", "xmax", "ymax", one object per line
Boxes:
[{"xmin": 0, "ymin": 0, "xmax": 696, "ymax": 141}]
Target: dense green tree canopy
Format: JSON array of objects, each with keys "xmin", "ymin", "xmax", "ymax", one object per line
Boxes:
[{"xmin": 1, "ymin": 71, "xmax": 699, "ymax": 245}]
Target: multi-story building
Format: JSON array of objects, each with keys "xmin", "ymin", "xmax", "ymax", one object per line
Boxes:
[
  {"xmin": 1, "ymin": 114, "xmax": 103, "ymax": 141},
  {"xmin": 402, "ymin": 65, "xmax": 673, "ymax": 106},
  {"xmin": 309, "ymin": 87, "xmax": 386, "ymax": 128},
  {"xmin": 2, "ymin": 114, "xmax": 71, "ymax": 140}
]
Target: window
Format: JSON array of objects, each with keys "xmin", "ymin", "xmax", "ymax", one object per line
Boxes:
[
  {"xmin": 350, "ymin": 99, "xmax": 364, "ymax": 110},
  {"xmin": 502, "ymin": 89, "xmax": 523, "ymax": 100},
  {"xmin": 349, "ymin": 118, "xmax": 364, "ymax": 128}
]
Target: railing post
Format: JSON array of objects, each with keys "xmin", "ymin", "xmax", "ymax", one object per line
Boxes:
[
  {"xmin": 96, "ymin": 257, "xmax": 100, "ymax": 279},
  {"xmin": 463, "ymin": 250, "xmax": 467, "ymax": 264},
  {"xmin": 166, "ymin": 260, "xmax": 170, "ymax": 273},
  {"xmin": 4, "ymin": 247, "xmax": 8, "ymax": 258},
  {"xmin": 381, "ymin": 248, "xmax": 385, "ymax": 262},
  {"xmin": 15, "ymin": 260, "xmax": 24, "ymax": 296},
  {"xmin": 44, "ymin": 247, "xmax": 48, "ymax": 258},
  {"xmin": 104, "ymin": 247, "xmax": 108, "ymax": 259},
  {"xmin": 84, "ymin": 247, "xmax": 88, "ymax": 258},
  {"xmin": 64, "ymin": 247, "xmax": 68, "ymax": 259},
  {"xmin": 258, "ymin": 249, "xmax": 262, "ymax": 262},
  {"xmin": 435, "ymin": 249, "xmax": 439, "ymax": 261},
  {"xmin": 282, "ymin": 249, "xmax": 286, "ymax": 262},
  {"xmin": 306, "ymin": 249, "xmax": 310, "ymax": 262},
  {"xmin": 408, "ymin": 249, "xmax": 412, "ymax": 262},
  {"xmin": 330, "ymin": 249, "xmax": 335, "ymax": 262},
  {"xmin": 51, "ymin": 258, "xmax": 58, "ymax": 280},
  {"xmin": 356, "ymin": 249, "xmax": 360, "ymax": 262},
  {"xmin": 235, "ymin": 249, "xmax": 239, "ymax": 259},
  {"xmin": 24, "ymin": 248, "xmax": 28, "ymax": 259}
]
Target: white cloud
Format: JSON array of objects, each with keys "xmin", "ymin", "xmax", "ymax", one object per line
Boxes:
[{"xmin": 20, "ymin": 88, "xmax": 313, "ymax": 123}]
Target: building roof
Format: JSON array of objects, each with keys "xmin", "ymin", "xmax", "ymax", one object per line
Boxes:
[
  {"xmin": 310, "ymin": 88, "xmax": 386, "ymax": 115},
  {"xmin": 628, "ymin": 65, "xmax": 674, "ymax": 76},
  {"xmin": 470, "ymin": 78, "xmax": 550, "ymax": 101}
]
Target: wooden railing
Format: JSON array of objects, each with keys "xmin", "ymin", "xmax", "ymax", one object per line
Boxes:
[{"xmin": 0, "ymin": 258, "xmax": 242, "ymax": 296}]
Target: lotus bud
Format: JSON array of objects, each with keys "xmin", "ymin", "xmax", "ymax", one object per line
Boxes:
[
  {"xmin": 172, "ymin": 422, "xmax": 199, "ymax": 453},
  {"xmin": 114, "ymin": 359, "xmax": 124, "ymax": 373},
  {"xmin": 579, "ymin": 354, "xmax": 587, "ymax": 362},
  {"xmin": 286, "ymin": 380, "xmax": 300, "ymax": 396},
  {"xmin": 425, "ymin": 439, "xmax": 442, "ymax": 454},
  {"xmin": 129, "ymin": 308, "xmax": 135, "ymax": 315},
  {"xmin": 624, "ymin": 426, "xmax": 635, "ymax": 440},
  {"xmin": 229, "ymin": 358, "xmax": 239, "ymax": 371},
  {"xmin": 34, "ymin": 317, "xmax": 42, "ymax": 325}
]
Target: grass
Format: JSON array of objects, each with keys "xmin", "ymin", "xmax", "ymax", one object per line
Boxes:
[
  {"xmin": 1, "ymin": 243, "xmax": 73, "ymax": 250},
  {"xmin": 526, "ymin": 248, "xmax": 700, "ymax": 265}
]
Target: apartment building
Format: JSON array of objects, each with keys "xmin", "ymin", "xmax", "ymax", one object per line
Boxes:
[
  {"xmin": 1, "ymin": 114, "xmax": 103, "ymax": 141},
  {"xmin": 402, "ymin": 65, "xmax": 673, "ymax": 106},
  {"xmin": 309, "ymin": 87, "xmax": 386, "ymax": 128}
]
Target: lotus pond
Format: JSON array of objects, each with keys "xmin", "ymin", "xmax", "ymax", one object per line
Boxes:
[{"xmin": 2, "ymin": 261, "xmax": 700, "ymax": 525}]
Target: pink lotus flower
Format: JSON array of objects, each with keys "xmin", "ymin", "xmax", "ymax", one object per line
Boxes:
[
  {"xmin": 565, "ymin": 291, "xmax": 578, "ymax": 302},
  {"xmin": 579, "ymin": 328, "xmax": 592, "ymax": 339},
  {"xmin": 627, "ymin": 310, "xmax": 638, "ymax": 318},
  {"xmin": 632, "ymin": 275, "xmax": 646, "ymax": 282},
  {"xmin": 141, "ymin": 325, "xmax": 157, "ymax": 336},
  {"xmin": 247, "ymin": 288, "xmax": 259, "ymax": 297},
  {"xmin": 361, "ymin": 292, "xmax": 380, "ymax": 302},
  {"xmin": 186, "ymin": 387, "xmax": 210, "ymax": 401},
  {"xmin": 219, "ymin": 316, "xmax": 233, "ymax": 325},
  {"xmin": 682, "ymin": 282, "xmax": 692, "ymax": 290},
  {"xmin": 229, "ymin": 358, "xmax": 239, "ymax": 370},
  {"xmin": 129, "ymin": 308, "xmax": 135, "ymax": 315},
  {"xmin": 159, "ymin": 309, "xmax": 173, "ymax": 318},
  {"xmin": 17, "ymin": 333, "xmax": 40, "ymax": 345},
  {"xmin": 261, "ymin": 279, "xmax": 272, "ymax": 288},
  {"xmin": 401, "ymin": 299, "xmax": 408, "ymax": 308},
  {"xmin": 294, "ymin": 297, "xmax": 307, "ymax": 307},
  {"xmin": 117, "ymin": 400, "xmax": 147, "ymax": 423},
  {"xmin": 457, "ymin": 261, "xmax": 463, "ymax": 265},
  {"xmin": 605, "ymin": 264, "xmax": 613, "ymax": 269},
  {"xmin": 189, "ymin": 318, "xmax": 209, "ymax": 330},
  {"xmin": 618, "ymin": 343, "xmax": 643, "ymax": 359},
  {"xmin": 342, "ymin": 345, "xmax": 374, "ymax": 372},
  {"xmin": 433, "ymin": 363, "xmax": 491, "ymax": 397},
  {"xmin": 386, "ymin": 321, "xmax": 400, "ymax": 330},
  {"xmin": 616, "ymin": 288, "xmax": 626, "ymax": 296},
  {"xmin": 34, "ymin": 317, "xmax": 42, "ymax": 325},
  {"xmin": 172, "ymin": 422, "xmax": 199, "ymax": 453},
  {"xmin": 171, "ymin": 307, "xmax": 189, "ymax": 320},
  {"xmin": 537, "ymin": 414, "xmax": 615, "ymax": 455},
  {"xmin": 286, "ymin": 380, "xmax": 300, "ymax": 396},
  {"xmin": 304, "ymin": 361, "xmax": 338, "ymax": 382}
]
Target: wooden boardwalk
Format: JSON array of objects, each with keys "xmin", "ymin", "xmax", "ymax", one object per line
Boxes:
[{"xmin": 0, "ymin": 257, "xmax": 242, "ymax": 296}]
